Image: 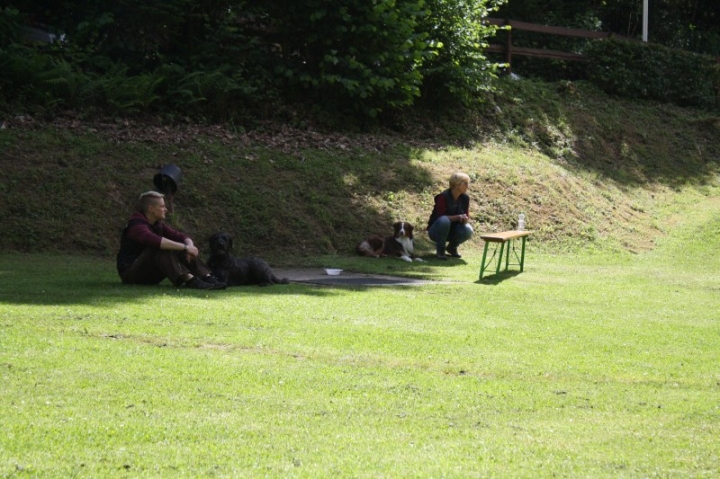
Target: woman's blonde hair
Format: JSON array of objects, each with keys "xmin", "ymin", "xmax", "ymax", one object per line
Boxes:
[{"xmin": 449, "ymin": 172, "xmax": 470, "ymax": 189}]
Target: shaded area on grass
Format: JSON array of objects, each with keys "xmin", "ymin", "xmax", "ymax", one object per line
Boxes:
[
  {"xmin": 0, "ymin": 255, "xmax": 465, "ymax": 306},
  {"xmin": 0, "ymin": 255, "xmax": 348, "ymax": 306},
  {"xmin": 0, "ymin": 124, "xmax": 436, "ymax": 258}
]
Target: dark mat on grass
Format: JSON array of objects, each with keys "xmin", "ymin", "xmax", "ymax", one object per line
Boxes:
[{"xmin": 273, "ymin": 269, "xmax": 438, "ymax": 286}]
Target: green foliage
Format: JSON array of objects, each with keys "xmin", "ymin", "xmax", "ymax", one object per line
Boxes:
[
  {"xmin": 269, "ymin": 0, "xmax": 508, "ymax": 114},
  {"xmin": 418, "ymin": 0, "xmax": 506, "ymax": 107},
  {"xmin": 0, "ymin": 46, "xmax": 266, "ymax": 120},
  {"xmin": 0, "ymin": 0, "xmax": 275, "ymax": 119},
  {"xmin": 270, "ymin": 0, "xmax": 435, "ymax": 116},
  {"xmin": 6, "ymin": 0, "xmax": 718, "ymax": 121},
  {"xmin": 0, "ymin": 45, "xmax": 89, "ymax": 110},
  {"xmin": 153, "ymin": 65, "xmax": 262, "ymax": 121},
  {"xmin": 1, "ymin": 0, "xmax": 510, "ymax": 120},
  {"xmin": 0, "ymin": 6, "xmax": 22, "ymax": 46},
  {"xmin": 100, "ymin": 69, "xmax": 164, "ymax": 113},
  {"xmin": 584, "ymin": 38, "xmax": 720, "ymax": 108}
]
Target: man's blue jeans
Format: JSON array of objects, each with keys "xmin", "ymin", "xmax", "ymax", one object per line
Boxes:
[{"xmin": 427, "ymin": 216, "xmax": 473, "ymax": 254}]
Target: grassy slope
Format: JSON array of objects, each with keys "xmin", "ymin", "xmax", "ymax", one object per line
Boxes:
[{"xmin": 0, "ymin": 79, "xmax": 719, "ymax": 262}]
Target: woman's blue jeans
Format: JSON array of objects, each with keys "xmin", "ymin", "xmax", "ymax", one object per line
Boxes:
[{"xmin": 427, "ymin": 216, "xmax": 473, "ymax": 254}]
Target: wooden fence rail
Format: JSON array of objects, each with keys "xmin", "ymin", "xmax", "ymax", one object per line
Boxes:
[
  {"xmin": 485, "ymin": 18, "xmax": 635, "ymax": 74},
  {"xmin": 485, "ymin": 18, "xmax": 718, "ymax": 103}
]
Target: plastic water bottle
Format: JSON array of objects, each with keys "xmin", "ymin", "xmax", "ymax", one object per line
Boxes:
[{"xmin": 518, "ymin": 213, "xmax": 525, "ymax": 231}]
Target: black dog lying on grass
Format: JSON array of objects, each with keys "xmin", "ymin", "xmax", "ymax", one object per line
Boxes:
[{"xmin": 207, "ymin": 232, "xmax": 289, "ymax": 286}]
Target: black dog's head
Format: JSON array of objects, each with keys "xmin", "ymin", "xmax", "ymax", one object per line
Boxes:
[{"xmin": 208, "ymin": 232, "xmax": 233, "ymax": 256}]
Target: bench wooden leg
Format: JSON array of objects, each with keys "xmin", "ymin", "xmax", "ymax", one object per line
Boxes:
[{"xmin": 520, "ymin": 236, "xmax": 526, "ymax": 272}]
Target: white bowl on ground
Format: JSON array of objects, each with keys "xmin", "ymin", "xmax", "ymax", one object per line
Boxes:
[{"xmin": 324, "ymin": 268, "xmax": 343, "ymax": 276}]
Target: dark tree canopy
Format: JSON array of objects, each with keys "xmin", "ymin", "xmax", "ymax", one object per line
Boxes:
[
  {"xmin": 0, "ymin": 0, "xmax": 506, "ymax": 117},
  {"xmin": 1, "ymin": 0, "xmax": 716, "ymax": 119}
]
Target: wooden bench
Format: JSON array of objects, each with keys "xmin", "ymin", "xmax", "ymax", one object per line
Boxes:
[{"xmin": 479, "ymin": 230, "xmax": 532, "ymax": 279}]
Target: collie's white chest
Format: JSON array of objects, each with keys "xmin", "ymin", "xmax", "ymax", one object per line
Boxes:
[{"xmin": 395, "ymin": 236, "xmax": 413, "ymax": 254}]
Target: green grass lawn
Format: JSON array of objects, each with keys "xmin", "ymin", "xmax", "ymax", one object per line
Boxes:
[{"xmin": 2, "ymin": 202, "xmax": 719, "ymax": 478}]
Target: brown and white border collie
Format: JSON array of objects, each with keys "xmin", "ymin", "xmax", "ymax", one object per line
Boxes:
[{"xmin": 356, "ymin": 221, "xmax": 424, "ymax": 262}]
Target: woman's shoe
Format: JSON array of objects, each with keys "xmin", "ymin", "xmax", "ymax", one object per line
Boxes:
[{"xmin": 446, "ymin": 246, "xmax": 462, "ymax": 258}]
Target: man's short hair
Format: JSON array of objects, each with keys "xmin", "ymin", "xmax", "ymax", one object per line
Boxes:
[{"xmin": 137, "ymin": 191, "xmax": 164, "ymax": 213}]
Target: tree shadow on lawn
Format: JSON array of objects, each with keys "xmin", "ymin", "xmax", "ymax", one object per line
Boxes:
[
  {"xmin": 1, "ymin": 259, "xmax": 469, "ymax": 307},
  {"xmin": 0, "ymin": 279, "xmax": 368, "ymax": 307},
  {"xmin": 0, "ymin": 127, "xmax": 438, "ymax": 258},
  {"xmin": 0, "ymin": 256, "xmax": 374, "ymax": 307}
]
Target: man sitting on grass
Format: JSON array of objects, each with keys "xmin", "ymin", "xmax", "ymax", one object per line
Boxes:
[{"xmin": 116, "ymin": 191, "xmax": 225, "ymax": 290}]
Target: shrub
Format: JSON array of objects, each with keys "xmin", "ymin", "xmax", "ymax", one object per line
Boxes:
[
  {"xmin": 584, "ymin": 38, "xmax": 720, "ymax": 108},
  {"xmin": 270, "ymin": 0, "xmax": 435, "ymax": 117},
  {"xmin": 418, "ymin": 0, "xmax": 506, "ymax": 107},
  {"xmin": 0, "ymin": 7, "xmax": 22, "ymax": 46},
  {"xmin": 159, "ymin": 66, "xmax": 263, "ymax": 122},
  {"xmin": 0, "ymin": 45, "xmax": 90, "ymax": 110}
]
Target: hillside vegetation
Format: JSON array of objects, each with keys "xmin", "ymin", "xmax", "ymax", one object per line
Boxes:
[{"xmin": 1, "ymin": 79, "xmax": 719, "ymax": 262}]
